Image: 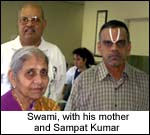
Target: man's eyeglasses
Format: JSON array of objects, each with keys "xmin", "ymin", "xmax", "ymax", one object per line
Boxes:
[
  {"xmin": 19, "ymin": 16, "xmax": 42, "ymax": 25},
  {"xmin": 101, "ymin": 40, "xmax": 128, "ymax": 48}
]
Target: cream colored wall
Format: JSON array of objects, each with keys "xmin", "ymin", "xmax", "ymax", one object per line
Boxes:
[
  {"xmin": 81, "ymin": 1, "xmax": 149, "ymax": 62},
  {"xmin": 128, "ymin": 19, "xmax": 149, "ymax": 56},
  {"xmin": 1, "ymin": 1, "xmax": 84, "ymax": 65}
]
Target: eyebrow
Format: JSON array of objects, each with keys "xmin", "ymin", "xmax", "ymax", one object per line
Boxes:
[{"xmin": 102, "ymin": 39, "xmax": 126, "ymax": 42}]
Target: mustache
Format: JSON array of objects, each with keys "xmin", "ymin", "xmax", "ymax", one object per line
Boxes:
[
  {"xmin": 24, "ymin": 27, "xmax": 36, "ymax": 33},
  {"xmin": 108, "ymin": 52, "xmax": 121, "ymax": 58}
]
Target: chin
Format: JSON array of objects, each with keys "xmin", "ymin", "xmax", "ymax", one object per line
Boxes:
[
  {"xmin": 31, "ymin": 94, "xmax": 43, "ymax": 100},
  {"xmin": 109, "ymin": 62, "xmax": 120, "ymax": 67},
  {"xmin": 113, "ymin": 64, "xmax": 120, "ymax": 67}
]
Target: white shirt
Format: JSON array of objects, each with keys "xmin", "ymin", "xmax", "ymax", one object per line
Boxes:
[
  {"xmin": 1, "ymin": 36, "xmax": 66, "ymax": 102},
  {"xmin": 66, "ymin": 66, "xmax": 78, "ymax": 85},
  {"xmin": 66, "ymin": 65, "xmax": 95, "ymax": 86}
]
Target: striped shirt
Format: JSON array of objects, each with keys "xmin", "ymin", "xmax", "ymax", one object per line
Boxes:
[{"xmin": 65, "ymin": 61, "xmax": 149, "ymax": 111}]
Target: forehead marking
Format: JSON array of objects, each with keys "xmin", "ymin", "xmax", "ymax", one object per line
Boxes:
[{"xmin": 109, "ymin": 28, "xmax": 120, "ymax": 43}]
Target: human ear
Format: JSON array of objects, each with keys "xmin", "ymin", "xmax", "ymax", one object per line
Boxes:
[
  {"xmin": 42, "ymin": 19, "xmax": 47, "ymax": 29},
  {"xmin": 8, "ymin": 70, "xmax": 16, "ymax": 89},
  {"xmin": 127, "ymin": 42, "xmax": 131, "ymax": 56},
  {"xmin": 97, "ymin": 42, "xmax": 102, "ymax": 55}
]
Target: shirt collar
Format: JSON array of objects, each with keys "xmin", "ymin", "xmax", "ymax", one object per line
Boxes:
[
  {"xmin": 38, "ymin": 37, "xmax": 48, "ymax": 52},
  {"xmin": 123, "ymin": 62, "xmax": 132, "ymax": 79},
  {"xmin": 98, "ymin": 61, "xmax": 130, "ymax": 81},
  {"xmin": 97, "ymin": 61, "xmax": 109, "ymax": 81},
  {"xmin": 11, "ymin": 36, "xmax": 48, "ymax": 52}
]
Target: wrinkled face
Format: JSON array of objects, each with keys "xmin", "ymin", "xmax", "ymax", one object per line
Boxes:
[
  {"xmin": 11, "ymin": 55, "xmax": 49, "ymax": 100},
  {"xmin": 98, "ymin": 27, "xmax": 131, "ymax": 67},
  {"xmin": 73, "ymin": 54, "xmax": 86, "ymax": 69},
  {"xmin": 18, "ymin": 5, "xmax": 46, "ymax": 45}
]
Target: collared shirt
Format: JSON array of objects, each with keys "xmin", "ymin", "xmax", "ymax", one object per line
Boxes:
[
  {"xmin": 1, "ymin": 36, "xmax": 66, "ymax": 102},
  {"xmin": 65, "ymin": 61, "xmax": 149, "ymax": 111}
]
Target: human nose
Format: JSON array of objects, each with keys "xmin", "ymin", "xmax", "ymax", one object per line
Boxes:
[
  {"xmin": 111, "ymin": 43, "xmax": 118, "ymax": 51},
  {"xmin": 26, "ymin": 19, "xmax": 34, "ymax": 26},
  {"xmin": 33, "ymin": 74, "xmax": 42, "ymax": 84}
]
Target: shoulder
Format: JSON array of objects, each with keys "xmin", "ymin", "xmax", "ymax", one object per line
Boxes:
[
  {"xmin": 1, "ymin": 90, "xmax": 14, "ymax": 111},
  {"xmin": 1, "ymin": 36, "xmax": 20, "ymax": 51},
  {"xmin": 128, "ymin": 64, "xmax": 149, "ymax": 79},
  {"xmin": 81, "ymin": 64, "xmax": 99, "ymax": 78},
  {"xmin": 67, "ymin": 66, "xmax": 77, "ymax": 73},
  {"xmin": 40, "ymin": 39, "xmax": 66, "ymax": 65},
  {"xmin": 1, "ymin": 40, "xmax": 14, "ymax": 49},
  {"xmin": 40, "ymin": 39, "xmax": 65, "ymax": 60},
  {"xmin": 127, "ymin": 64, "xmax": 149, "ymax": 87},
  {"xmin": 74, "ymin": 65, "xmax": 99, "ymax": 85},
  {"xmin": 1, "ymin": 90, "xmax": 12, "ymax": 100},
  {"xmin": 66, "ymin": 66, "xmax": 77, "ymax": 83},
  {"xmin": 41, "ymin": 38, "xmax": 63, "ymax": 53}
]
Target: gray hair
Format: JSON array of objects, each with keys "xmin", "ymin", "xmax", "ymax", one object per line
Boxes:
[{"xmin": 10, "ymin": 46, "xmax": 48, "ymax": 77}]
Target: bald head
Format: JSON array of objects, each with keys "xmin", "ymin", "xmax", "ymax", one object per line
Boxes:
[{"xmin": 18, "ymin": 3, "xmax": 45, "ymax": 19}]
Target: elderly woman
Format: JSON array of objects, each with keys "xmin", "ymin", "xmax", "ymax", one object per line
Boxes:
[{"xmin": 1, "ymin": 46, "xmax": 60, "ymax": 111}]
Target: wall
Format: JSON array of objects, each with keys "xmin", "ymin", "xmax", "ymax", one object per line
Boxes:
[
  {"xmin": 1, "ymin": 1, "xmax": 149, "ymax": 72},
  {"xmin": 1, "ymin": 1, "xmax": 84, "ymax": 65},
  {"xmin": 81, "ymin": 1, "xmax": 149, "ymax": 62}
]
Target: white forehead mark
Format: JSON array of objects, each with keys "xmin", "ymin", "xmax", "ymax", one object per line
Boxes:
[{"xmin": 109, "ymin": 28, "xmax": 120, "ymax": 43}]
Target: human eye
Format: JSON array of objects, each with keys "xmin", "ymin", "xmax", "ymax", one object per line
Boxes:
[
  {"xmin": 25, "ymin": 69, "xmax": 35, "ymax": 79},
  {"xmin": 40, "ymin": 69, "xmax": 48, "ymax": 77},
  {"xmin": 20, "ymin": 17, "xmax": 28, "ymax": 23},
  {"xmin": 103, "ymin": 40, "xmax": 113, "ymax": 47},
  {"xmin": 32, "ymin": 16, "xmax": 41, "ymax": 23},
  {"xmin": 116, "ymin": 40, "xmax": 126, "ymax": 47}
]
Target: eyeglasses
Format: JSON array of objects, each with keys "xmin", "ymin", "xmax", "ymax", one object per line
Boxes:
[
  {"xmin": 19, "ymin": 16, "xmax": 42, "ymax": 25},
  {"xmin": 101, "ymin": 40, "xmax": 128, "ymax": 48}
]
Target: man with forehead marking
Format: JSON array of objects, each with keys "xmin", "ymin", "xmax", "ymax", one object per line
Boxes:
[{"xmin": 65, "ymin": 20, "xmax": 149, "ymax": 111}]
